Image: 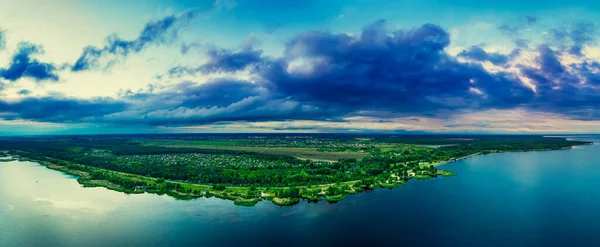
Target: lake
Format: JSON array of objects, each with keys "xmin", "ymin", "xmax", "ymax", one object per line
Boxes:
[{"xmin": 2, "ymin": 136, "xmax": 600, "ymax": 247}]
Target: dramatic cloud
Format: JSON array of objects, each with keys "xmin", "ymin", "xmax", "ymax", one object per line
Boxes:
[
  {"xmin": 519, "ymin": 44, "xmax": 600, "ymax": 119},
  {"xmin": 1, "ymin": 16, "xmax": 600, "ymax": 132},
  {"xmin": 0, "ymin": 42, "xmax": 59, "ymax": 82},
  {"xmin": 170, "ymin": 46, "xmax": 264, "ymax": 76},
  {"xmin": 0, "ymin": 97, "xmax": 127, "ymax": 123},
  {"xmin": 200, "ymin": 46, "xmax": 264, "ymax": 73},
  {"xmin": 259, "ymin": 21, "xmax": 533, "ymax": 115},
  {"xmin": 141, "ymin": 21, "xmax": 550, "ymax": 126},
  {"xmin": 101, "ymin": 79, "xmax": 327, "ymax": 125},
  {"xmin": 156, "ymin": 19, "xmax": 599, "ymax": 126},
  {"xmin": 71, "ymin": 11, "xmax": 196, "ymax": 72},
  {"xmin": 457, "ymin": 45, "xmax": 518, "ymax": 66}
]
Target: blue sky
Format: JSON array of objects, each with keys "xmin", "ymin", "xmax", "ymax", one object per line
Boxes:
[{"xmin": 1, "ymin": 0, "xmax": 600, "ymax": 135}]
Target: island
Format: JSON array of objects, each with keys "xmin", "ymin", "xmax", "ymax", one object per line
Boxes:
[{"xmin": 0, "ymin": 134, "xmax": 592, "ymax": 207}]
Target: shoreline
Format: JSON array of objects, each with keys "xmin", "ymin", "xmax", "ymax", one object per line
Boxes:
[
  {"xmin": 433, "ymin": 144, "xmax": 591, "ymax": 167},
  {"xmin": 7, "ymin": 153, "xmax": 450, "ymax": 207},
  {"xmin": 4, "ymin": 143, "xmax": 590, "ymax": 207},
  {"xmin": 432, "ymin": 152, "xmax": 482, "ymax": 167}
]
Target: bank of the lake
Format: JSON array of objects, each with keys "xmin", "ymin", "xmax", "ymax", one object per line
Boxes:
[
  {"xmin": 2, "ymin": 136, "xmax": 600, "ymax": 247},
  {"xmin": 7, "ymin": 153, "xmax": 451, "ymax": 207},
  {"xmin": 6, "ymin": 143, "xmax": 588, "ymax": 207}
]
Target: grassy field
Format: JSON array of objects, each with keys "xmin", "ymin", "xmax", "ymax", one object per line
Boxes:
[
  {"xmin": 138, "ymin": 139, "xmax": 370, "ymax": 161},
  {"xmin": 135, "ymin": 139, "xmax": 256, "ymax": 147}
]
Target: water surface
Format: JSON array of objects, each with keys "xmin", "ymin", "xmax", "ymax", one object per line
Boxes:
[{"xmin": 1, "ymin": 136, "xmax": 600, "ymax": 247}]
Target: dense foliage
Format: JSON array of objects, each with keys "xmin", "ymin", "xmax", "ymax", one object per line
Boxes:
[{"xmin": 0, "ymin": 134, "xmax": 590, "ymax": 188}]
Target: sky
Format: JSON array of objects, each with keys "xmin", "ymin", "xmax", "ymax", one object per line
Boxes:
[{"xmin": 1, "ymin": 0, "xmax": 600, "ymax": 135}]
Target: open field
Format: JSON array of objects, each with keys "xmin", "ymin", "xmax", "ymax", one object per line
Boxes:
[{"xmin": 139, "ymin": 140, "xmax": 370, "ymax": 161}]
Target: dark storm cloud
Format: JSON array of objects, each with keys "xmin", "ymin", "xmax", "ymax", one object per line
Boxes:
[
  {"xmin": 519, "ymin": 22, "xmax": 600, "ymax": 116},
  {"xmin": 0, "ymin": 42, "xmax": 59, "ymax": 82},
  {"xmin": 156, "ymin": 21, "xmax": 533, "ymax": 124},
  {"xmin": 4, "ymin": 19, "xmax": 600, "ymax": 126},
  {"xmin": 169, "ymin": 46, "xmax": 264, "ymax": 77},
  {"xmin": 519, "ymin": 44, "xmax": 600, "ymax": 119},
  {"xmin": 121, "ymin": 80, "xmax": 264, "ymax": 108},
  {"xmin": 260, "ymin": 21, "xmax": 533, "ymax": 113},
  {"xmin": 536, "ymin": 45, "xmax": 565, "ymax": 75},
  {"xmin": 0, "ymin": 97, "xmax": 127, "ymax": 122},
  {"xmin": 200, "ymin": 47, "xmax": 264, "ymax": 73},
  {"xmin": 109, "ymin": 79, "xmax": 329, "ymax": 125},
  {"xmin": 156, "ymin": 19, "xmax": 600, "ymax": 124},
  {"xmin": 71, "ymin": 11, "xmax": 196, "ymax": 72},
  {"xmin": 176, "ymin": 80, "xmax": 263, "ymax": 108},
  {"xmin": 577, "ymin": 61, "xmax": 600, "ymax": 85},
  {"xmin": 457, "ymin": 45, "xmax": 516, "ymax": 66}
]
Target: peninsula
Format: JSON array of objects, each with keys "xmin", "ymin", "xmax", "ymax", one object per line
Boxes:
[{"xmin": 0, "ymin": 134, "xmax": 591, "ymax": 206}]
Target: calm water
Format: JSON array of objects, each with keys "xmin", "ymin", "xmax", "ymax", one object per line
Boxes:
[{"xmin": 2, "ymin": 136, "xmax": 600, "ymax": 247}]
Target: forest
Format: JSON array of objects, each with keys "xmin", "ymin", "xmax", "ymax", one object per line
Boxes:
[{"xmin": 0, "ymin": 134, "xmax": 591, "ymax": 206}]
